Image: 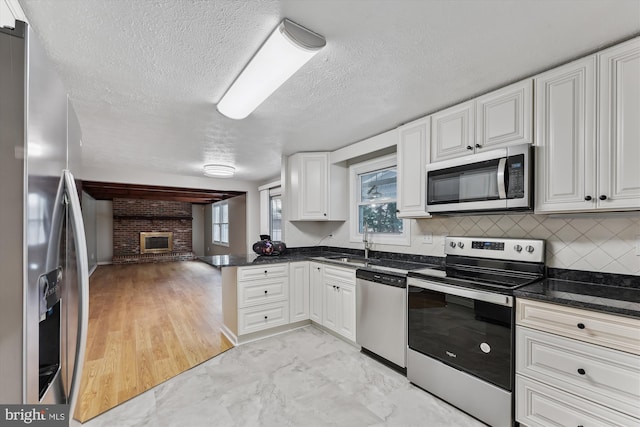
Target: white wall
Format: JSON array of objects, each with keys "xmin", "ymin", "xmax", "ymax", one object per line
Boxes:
[
  {"xmin": 192, "ymin": 204, "xmax": 205, "ymax": 257},
  {"xmin": 96, "ymin": 200, "xmax": 113, "ymax": 264},
  {"xmin": 81, "ymin": 191, "xmax": 98, "ymax": 272}
]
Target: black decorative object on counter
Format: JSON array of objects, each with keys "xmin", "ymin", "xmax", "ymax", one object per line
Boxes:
[{"xmin": 252, "ymin": 235, "xmax": 287, "ymax": 256}]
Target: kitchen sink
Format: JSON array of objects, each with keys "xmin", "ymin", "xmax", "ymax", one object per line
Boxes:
[
  {"xmin": 314, "ymin": 256, "xmax": 372, "ymax": 268},
  {"xmin": 334, "ymin": 257, "xmax": 368, "ymax": 265}
]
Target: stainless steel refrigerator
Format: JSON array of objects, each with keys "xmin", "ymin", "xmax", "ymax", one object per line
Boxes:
[{"xmin": 0, "ymin": 20, "xmax": 89, "ymax": 418}]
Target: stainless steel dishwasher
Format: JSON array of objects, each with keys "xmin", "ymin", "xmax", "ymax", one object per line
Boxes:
[{"xmin": 356, "ymin": 268, "xmax": 407, "ymax": 373}]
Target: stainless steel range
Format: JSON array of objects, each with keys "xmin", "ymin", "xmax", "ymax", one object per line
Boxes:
[{"xmin": 407, "ymin": 237, "xmax": 545, "ymax": 427}]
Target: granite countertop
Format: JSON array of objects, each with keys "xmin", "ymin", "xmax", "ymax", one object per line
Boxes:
[
  {"xmin": 198, "ymin": 252, "xmax": 326, "ymax": 267},
  {"xmin": 198, "ymin": 249, "xmax": 443, "ymax": 273},
  {"xmin": 515, "ymin": 276, "xmax": 640, "ymax": 319},
  {"xmin": 199, "ymin": 247, "xmax": 640, "ymax": 319}
]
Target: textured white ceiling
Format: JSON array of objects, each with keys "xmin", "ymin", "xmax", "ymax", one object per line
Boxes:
[{"xmin": 19, "ymin": 0, "xmax": 640, "ymax": 183}]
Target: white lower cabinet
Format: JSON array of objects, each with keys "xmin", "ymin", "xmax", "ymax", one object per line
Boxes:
[
  {"xmin": 322, "ymin": 265, "xmax": 356, "ymax": 342},
  {"xmin": 230, "ymin": 262, "xmax": 357, "ymax": 343},
  {"xmin": 235, "ymin": 264, "xmax": 289, "ymax": 337},
  {"xmin": 309, "ymin": 262, "xmax": 324, "ymax": 323},
  {"xmin": 238, "ymin": 301, "xmax": 289, "ymax": 335},
  {"xmin": 516, "ymin": 376, "xmax": 639, "ymax": 427},
  {"xmin": 516, "ymin": 298, "xmax": 640, "ymax": 426},
  {"xmin": 289, "ymin": 262, "xmax": 310, "ymax": 323}
]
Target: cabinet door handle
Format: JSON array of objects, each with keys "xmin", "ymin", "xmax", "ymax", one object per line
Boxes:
[
  {"xmin": 577, "ymin": 323, "xmax": 585, "ymax": 329},
  {"xmin": 577, "ymin": 368, "xmax": 586, "ymax": 375},
  {"xmin": 323, "ymin": 213, "xmax": 327, "ymax": 216},
  {"xmin": 584, "ymin": 195, "xmax": 592, "ymax": 201},
  {"xmin": 466, "ymin": 145, "xmax": 473, "ymax": 150},
  {"xmin": 475, "ymin": 144, "xmax": 481, "ymax": 149},
  {"xmin": 599, "ymin": 195, "xmax": 607, "ymax": 200}
]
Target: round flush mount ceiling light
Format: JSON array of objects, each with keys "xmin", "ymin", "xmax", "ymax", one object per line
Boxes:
[{"xmin": 203, "ymin": 164, "xmax": 236, "ymax": 178}]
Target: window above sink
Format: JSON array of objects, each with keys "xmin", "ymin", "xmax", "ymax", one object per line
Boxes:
[{"xmin": 349, "ymin": 154, "xmax": 411, "ymax": 246}]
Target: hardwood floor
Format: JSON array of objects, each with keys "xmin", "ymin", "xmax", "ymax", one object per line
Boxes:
[{"xmin": 75, "ymin": 261, "xmax": 233, "ymax": 422}]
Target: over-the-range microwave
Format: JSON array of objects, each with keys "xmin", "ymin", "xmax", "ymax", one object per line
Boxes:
[{"xmin": 426, "ymin": 143, "xmax": 533, "ymax": 214}]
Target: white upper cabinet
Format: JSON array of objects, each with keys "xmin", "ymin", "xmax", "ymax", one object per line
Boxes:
[
  {"xmin": 535, "ymin": 56, "xmax": 597, "ymax": 212},
  {"xmin": 598, "ymin": 38, "xmax": 640, "ymax": 210},
  {"xmin": 288, "ymin": 152, "xmax": 347, "ymax": 221},
  {"xmin": 431, "ymin": 79, "xmax": 533, "ymax": 162},
  {"xmin": 431, "ymin": 100, "xmax": 475, "ymax": 162},
  {"xmin": 536, "ymin": 37, "xmax": 640, "ymax": 213},
  {"xmin": 397, "ymin": 116, "xmax": 431, "ymax": 218},
  {"xmin": 475, "ymin": 79, "xmax": 533, "ymax": 151}
]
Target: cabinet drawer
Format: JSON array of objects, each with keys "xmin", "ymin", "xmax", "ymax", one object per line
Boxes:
[
  {"xmin": 516, "ymin": 375, "xmax": 639, "ymax": 427},
  {"xmin": 238, "ymin": 264, "xmax": 288, "ymax": 281},
  {"xmin": 323, "ymin": 265, "xmax": 355, "ymax": 282},
  {"xmin": 238, "ymin": 277, "xmax": 288, "ymax": 308},
  {"xmin": 238, "ymin": 301, "xmax": 289, "ymax": 335},
  {"xmin": 516, "ymin": 298, "xmax": 640, "ymax": 355},
  {"xmin": 516, "ymin": 327, "xmax": 640, "ymax": 418}
]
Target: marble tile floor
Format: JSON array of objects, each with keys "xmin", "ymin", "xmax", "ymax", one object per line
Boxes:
[{"xmin": 71, "ymin": 326, "xmax": 485, "ymax": 427}]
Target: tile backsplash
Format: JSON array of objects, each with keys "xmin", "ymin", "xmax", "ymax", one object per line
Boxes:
[{"xmin": 415, "ymin": 214, "xmax": 640, "ymax": 275}]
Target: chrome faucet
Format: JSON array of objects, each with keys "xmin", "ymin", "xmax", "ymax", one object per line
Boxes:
[{"xmin": 363, "ymin": 222, "xmax": 372, "ymax": 259}]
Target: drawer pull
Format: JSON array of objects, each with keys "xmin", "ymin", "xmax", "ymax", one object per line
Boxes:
[
  {"xmin": 264, "ymin": 270, "xmax": 268, "ymax": 274},
  {"xmin": 577, "ymin": 368, "xmax": 586, "ymax": 375},
  {"xmin": 264, "ymin": 290, "xmax": 268, "ymax": 294},
  {"xmin": 264, "ymin": 315, "xmax": 268, "ymax": 320},
  {"xmin": 577, "ymin": 323, "xmax": 585, "ymax": 329}
]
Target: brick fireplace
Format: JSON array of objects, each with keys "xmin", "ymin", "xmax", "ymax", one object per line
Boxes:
[{"xmin": 112, "ymin": 198, "xmax": 195, "ymax": 264}]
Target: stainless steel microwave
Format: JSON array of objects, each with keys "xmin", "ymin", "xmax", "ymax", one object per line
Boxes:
[{"xmin": 426, "ymin": 144, "xmax": 533, "ymax": 214}]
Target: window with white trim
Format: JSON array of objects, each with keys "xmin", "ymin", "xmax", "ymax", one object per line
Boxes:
[
  {"xmin": 212, "ymin": 201, "xmax": 229, "ymax": 246},
  {"xmin": 269, "ymin": 193, "xmax": 282, "ymax": 241},
  {"xmin": 259, "ymin": 181, "xmax": 283, "ymax": 241},
  {"xmin": 350, "ymin": 154, "xmax": 410, "ymax": 246}
]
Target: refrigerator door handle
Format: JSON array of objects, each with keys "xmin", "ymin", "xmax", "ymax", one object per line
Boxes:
[
  {"xmin": 63, "ymin": 170, "xmax": 89, "ymax": 419},
  {"xmin": 45, "ymin": 175, "xmax": 66, "ymax": 272}
]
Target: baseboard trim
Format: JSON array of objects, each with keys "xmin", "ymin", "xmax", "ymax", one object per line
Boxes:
[{"xmin": 225, "ymin": 320, "xmax": 312, "ymax": 346}]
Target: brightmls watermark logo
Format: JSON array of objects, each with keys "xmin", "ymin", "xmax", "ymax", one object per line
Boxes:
[{"xmin": 0, "ymin": 405, "xmax": 68, "ymax": 427}]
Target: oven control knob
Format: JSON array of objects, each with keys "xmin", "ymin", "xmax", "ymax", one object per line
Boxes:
[
  {"xmin": 525, "ymin": 245, "xmax": 535, "ymax": 253},
  {"xmin": 457, "ymin": 242, "xmax": 464, "ymax": 249},
  {"xmin": 449, "ymin": 242, "xmax": 457, "ymax": 248},
  {"xmin": 514, "ymin": 245, "xmax": 522, "ymax": 253}
]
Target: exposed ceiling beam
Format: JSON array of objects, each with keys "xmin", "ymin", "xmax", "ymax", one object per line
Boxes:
[{"xmin": 81, "ymin": 181, "xmax": 245, "ymax": 204}]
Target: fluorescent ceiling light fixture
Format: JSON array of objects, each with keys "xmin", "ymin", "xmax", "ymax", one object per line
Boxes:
[
  {"xmin": 204, "ymin": 164, "xmax": 236, "ymax": 178},
  {"xmin": 217, "ymin": 19, "xmax": 326, "ymax": 120}
]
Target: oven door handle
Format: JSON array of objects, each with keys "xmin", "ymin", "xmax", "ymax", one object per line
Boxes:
[
  {"xmin": 497, "ymin": 157, "xmax": 507, "ymax": 199},
  {"xmin": 408, "ymin": 279, "xmax": 513, "ymax": 307}
]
